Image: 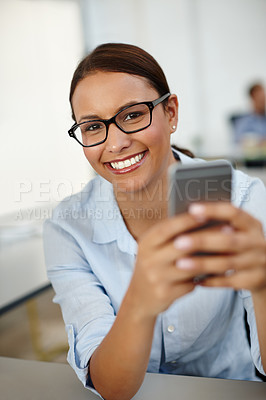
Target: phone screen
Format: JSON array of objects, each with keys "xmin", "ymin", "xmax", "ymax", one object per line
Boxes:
[
  {"xmin": 168, "ymin": 160, "xmax": 232, "ymax": 217},
  {"xmin": 168, "ymin": 160, "xmax": 232, "ymax": 282}
]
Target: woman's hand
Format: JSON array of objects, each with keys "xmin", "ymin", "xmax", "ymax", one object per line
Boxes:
[
  {"xmin": 127, "ymin": 213, "xmax": 208, "ymax": 318},
  {"xmin": 175, "ymin": 202, "xmax": 266, "ymax": 294}
]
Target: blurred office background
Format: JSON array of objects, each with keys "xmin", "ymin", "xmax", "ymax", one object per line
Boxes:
[
  {"xmin": 0, "ymin": 0, "xmax": 266, "ymax": 362},
  {"xmin": 1, "ymin": 0, "xmax": 266, "ymax": 216}
]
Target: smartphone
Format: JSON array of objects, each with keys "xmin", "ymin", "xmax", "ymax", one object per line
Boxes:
[
  {"xmin": 168, "ymin": 160, "xmax": 232, "ymax": 282},
  {"xmin": 168, "ymin": 160, "xmax": 232, "ymax": 217}
]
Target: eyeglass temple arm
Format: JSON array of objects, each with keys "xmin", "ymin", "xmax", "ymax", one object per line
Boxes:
[
  {"xmin": 68, "ymin": 123, "xmax": 77, "ymax": 136},
  {"xmin": 152, "ymin": 92, "xmax": 170, "ymax": 107}
]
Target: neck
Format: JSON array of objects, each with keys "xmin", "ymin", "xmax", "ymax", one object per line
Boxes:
[
  {"xmin": 114, "ymin": 152, "xmax": 178, "ymax": 240},
  {"xmin": 116, "ymin": 180, "xmax": 169, "ymax": 240},
  {"xmin": 117, "ymin": 177, "xmax": 169, "ymax": 217},
  {"xmin": 253, "ymin": 105, "xmax": 266, "ymax": 115}
]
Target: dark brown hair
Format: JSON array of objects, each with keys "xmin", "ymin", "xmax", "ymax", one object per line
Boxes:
[
  {"xmin": 69, "ymin": 42, "xmax": 194, "ymax": 157},
  {"xmin": 248, "ymin": 82, "xmax": 263, "ymax": 98}
]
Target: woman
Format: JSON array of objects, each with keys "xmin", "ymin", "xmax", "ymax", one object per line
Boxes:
[{"xmin": 44, "ymin": 43, "xmax": 266, "ymax": 400}]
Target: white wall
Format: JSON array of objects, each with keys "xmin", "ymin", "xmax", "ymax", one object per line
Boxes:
[
  {"xmin": 0, "ymin": 0, "xmax": 92, "ymax": 217},
  {"xmin": 194, "ymin": 0, "xmax": 266, "ymax": 156}
]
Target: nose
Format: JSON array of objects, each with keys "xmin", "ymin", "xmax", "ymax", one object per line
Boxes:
[{"xmin": 105, "ymin": 123, "xmax": 132, "ymax": 153}]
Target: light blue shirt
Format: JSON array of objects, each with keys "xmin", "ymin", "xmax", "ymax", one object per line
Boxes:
[
  {"xmin": 43, "ymin": 151, "xmax": 266, "ymax": 396},
  {"xmin": 234, "ymin": 113, "xmax": 266, "ymax": 142}
]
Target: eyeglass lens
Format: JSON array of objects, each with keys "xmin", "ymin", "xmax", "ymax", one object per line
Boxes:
[{"xmin": 74, "ymin": 103, "xmax": 151, "ymax": 147}]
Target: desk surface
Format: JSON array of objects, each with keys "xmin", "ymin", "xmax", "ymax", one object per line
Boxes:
[{"xmin": 0, "ymin": 357, "xmax": 265, "ymax": 400}]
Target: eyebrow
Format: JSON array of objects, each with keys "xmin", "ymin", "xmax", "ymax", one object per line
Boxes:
[{"xmin": 78, "ymin": 99, "xmax": 145, "ymax": 123}]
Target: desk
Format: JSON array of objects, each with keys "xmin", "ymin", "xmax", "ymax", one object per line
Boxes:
[
  {"xmin": 0, "ymin": 211, "xmax": 66, "ymax": 361},
  {"xmin": 0, "ymin": 357, "xmax": 265, "ymax": 400},
  {"xmin": 0, "ymin": 234, "xmax": 50, "ymax": 314},
  {"xmin": 0, "ymin": 206, "xmax": 52, "ymax": 314}
]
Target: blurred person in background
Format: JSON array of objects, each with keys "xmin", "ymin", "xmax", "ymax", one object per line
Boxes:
[{"xmin": 232, "ymin": 83, "xmax": 266, "ymax": 164}]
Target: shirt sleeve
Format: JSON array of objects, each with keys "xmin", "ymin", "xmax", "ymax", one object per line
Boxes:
[
  {"xmin": 43, "ymin": 218, "xmax": 115, "ymax": 396},
  {"xmin": 238, "ymin": 174, "xmax": 266, "ymax": 376}
]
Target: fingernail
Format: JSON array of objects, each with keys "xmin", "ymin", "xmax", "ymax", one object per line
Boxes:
[
  {"xmin": 225, "ymin": 268, "xmax": 235, "ymax": 276},
  {"xmin": 221, "ymin": 226, "xmax": 234, "ymax": 234},
  {"xmin": 176, "ymin": 258, "xmax": 195, "ymax": 270},
  {"xmin": 189, "ymin": 204, "xmax": 206, "ymax": 215},
  {"xmin": 174, "ymin": 236, "xmax": 193, "ymax": 249},
  {"xmin": 188, "ymin": 204, "xmax": 207, "ymax": 222}
]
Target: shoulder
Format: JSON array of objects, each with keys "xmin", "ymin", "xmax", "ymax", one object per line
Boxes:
[{"xmin": 233, "ymin": 169, "xmax": 266, "ymax": 233}]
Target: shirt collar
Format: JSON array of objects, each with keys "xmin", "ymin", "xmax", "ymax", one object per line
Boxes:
[
  {"xmin": 91, "ymin": 176, "xmax": 137, "ymax": 255},
  {"xmin": 91, "ymin": 148, "xmax": 195, "ymax": 253}
]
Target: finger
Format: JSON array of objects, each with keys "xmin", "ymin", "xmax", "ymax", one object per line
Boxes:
[
  {"xmin": 173, "ymin": 225, "xmax": 265, "ymax": 254},
  {"xmin": 176, "ymin": 250, "xmax": 266, "ymax": 275},
  {"xmin": 169, "ymin": 281, "xmax": 196, "ymax": 299},
  {"xmin": 140, "ymin": 242, "xmax": 198, "ymax": 282},
  {"xmin": 141, "ymin": 213, "xmax": 208, "ymax": 248},
  {"xmin": 189, "ymin": 202, "xmax": 263, "ymax": 233},
  {"xmin": 200, "ymin": 267, "xmax": 266, "ymax": 292},
  {"xmin": 165, "ymin": 268, "xmax": 197, "ymax": 284}
]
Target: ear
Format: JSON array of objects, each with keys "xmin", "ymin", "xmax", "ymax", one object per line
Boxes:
[{"xmin": 165, "ymin": 94, "xmax": 178, "ymax": 134}]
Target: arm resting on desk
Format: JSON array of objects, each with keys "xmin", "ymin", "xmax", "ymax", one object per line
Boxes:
[{"xmin": 89, "ymin": 291, "xmax": 156, "ymax": 400}]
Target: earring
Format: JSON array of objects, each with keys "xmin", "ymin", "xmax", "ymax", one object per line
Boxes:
[{"xmin": 172, "ymin": 125, "xmax": 176, "ymax": 130}]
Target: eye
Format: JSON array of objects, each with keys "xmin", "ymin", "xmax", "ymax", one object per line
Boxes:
[
  {"xmin": 85, "ymin": 123, "xmax": 102, "ymax": 131},
  {"xmin": 81, "ymin": 122, "xmax": 104, "ymax": 134},
  {"xmin": 124, "ymin": 111, "xmax": 143, "ymax": 122}
]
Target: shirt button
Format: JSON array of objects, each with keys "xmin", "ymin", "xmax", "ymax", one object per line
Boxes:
[{"xmin": 167, "ymin": 325, "xmax": 175, "ymax": 333}]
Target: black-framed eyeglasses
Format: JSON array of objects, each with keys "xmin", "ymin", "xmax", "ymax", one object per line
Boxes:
[{"xmin": 68, "ymin": 92, "xmax": 170, "ymax": 147}]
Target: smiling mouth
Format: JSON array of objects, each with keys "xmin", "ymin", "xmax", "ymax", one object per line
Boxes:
[{"xmin": 108, "ymin": 151, "xmax": 146, "ymax": 171}]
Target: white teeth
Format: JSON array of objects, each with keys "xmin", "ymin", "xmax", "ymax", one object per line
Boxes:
[{"xmin": 110, "ymin": 152, "xmax": 145, "ymax": 170}]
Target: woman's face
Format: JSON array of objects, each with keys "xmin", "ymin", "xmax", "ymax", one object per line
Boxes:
[{"xmin": 71, "ymin": 71, "xmax": 178, "ymax": 196}]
